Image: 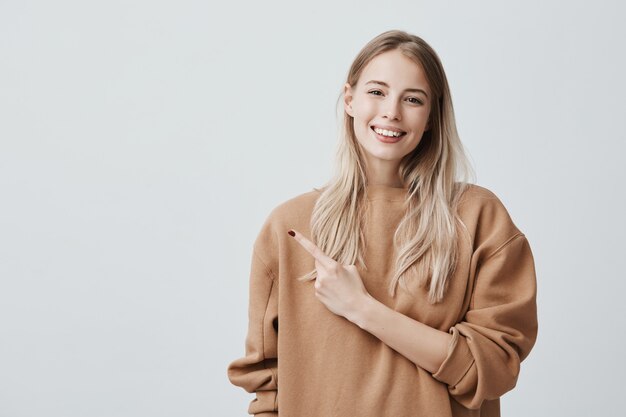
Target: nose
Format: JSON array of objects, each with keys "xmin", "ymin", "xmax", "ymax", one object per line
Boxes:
[{"xmin": 383, "ymin": 100, "xmax": 401, "ymax": 120}]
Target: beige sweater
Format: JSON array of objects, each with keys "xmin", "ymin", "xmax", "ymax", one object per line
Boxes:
[{"xmin": 227, "ymin": 183, "xmax": 538, "ymax": 417}]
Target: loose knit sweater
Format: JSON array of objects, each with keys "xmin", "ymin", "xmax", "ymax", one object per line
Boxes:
[{"xmin": 227, "ymin": 183, "xmax": 538, "ymax": 417}]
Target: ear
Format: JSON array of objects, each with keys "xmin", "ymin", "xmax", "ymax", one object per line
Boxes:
[{"xmin": 343, "ymin": 83, "xmax": 354, "ymax": 117}]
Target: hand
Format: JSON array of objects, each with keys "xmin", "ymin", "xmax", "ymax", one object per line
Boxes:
[{"xmin": 287, "ymin": 228, "xmax": 371, "ymax": 322}]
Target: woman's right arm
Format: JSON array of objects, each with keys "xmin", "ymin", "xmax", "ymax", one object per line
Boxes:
[{"xmin": 227, "ymin": 247, "xmax": 279, "ymax": 416}]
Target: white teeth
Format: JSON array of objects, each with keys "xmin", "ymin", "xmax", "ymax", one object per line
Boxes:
[{"xmin": 373, "ymin": 127, "xmax": 403, "ymax": 137}]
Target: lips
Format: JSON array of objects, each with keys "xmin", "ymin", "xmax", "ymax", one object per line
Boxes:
[
  {"xmin": 371, "ymin": 124, "xmax": 407, "ymax": 133},
  {"xmin": 371, "ymin": 126, "xmax": 406, "ymax": 143},
  {"xmin": 370, "ymin": 126, "xmax": 407, "ymax": 136}
]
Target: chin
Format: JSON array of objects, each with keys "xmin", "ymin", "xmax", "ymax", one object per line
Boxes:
[{"xmin": 362, "ymin": 145, "xmax": 406, "ymax": 161}]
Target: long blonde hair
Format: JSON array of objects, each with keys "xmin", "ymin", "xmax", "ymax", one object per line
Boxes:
[{"xmin": 297, "ymin": 30, "xmax": 476, "ymax": 304}]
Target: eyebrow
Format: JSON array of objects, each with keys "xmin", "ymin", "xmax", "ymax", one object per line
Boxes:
[{"xmin": 365, "ymin": 80, "xmax": 429, "ymax": 98}]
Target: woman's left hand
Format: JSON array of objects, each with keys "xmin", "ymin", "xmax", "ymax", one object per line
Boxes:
[{"xmin": 288, "ymin": 228, "xmax": 371, "ymax": 322}]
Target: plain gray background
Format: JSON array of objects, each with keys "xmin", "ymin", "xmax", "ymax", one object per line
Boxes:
[{"xmin": 1, "ymin": 1, "xmax": 624, "ymax": 416}]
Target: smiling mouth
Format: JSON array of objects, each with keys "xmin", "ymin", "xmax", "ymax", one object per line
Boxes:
[{"xmin": 370, "ymin": 126, "xmax": 407, "ymax": 137}]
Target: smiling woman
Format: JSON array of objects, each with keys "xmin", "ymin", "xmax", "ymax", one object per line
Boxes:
[{"xmin": 227, "ymin": 29, "xmax": 538, "ymax": 417}]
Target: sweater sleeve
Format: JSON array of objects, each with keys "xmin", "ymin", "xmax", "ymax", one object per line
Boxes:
[
  {"xmin": 431, "ymin": 232, "xmax": 538, "ymax": 410},
  {"xmin": 227, "ymin": 248, "xmax": 279, "ymax": 416}
]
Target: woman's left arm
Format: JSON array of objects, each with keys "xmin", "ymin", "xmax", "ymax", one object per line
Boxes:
[
  {"xmin": 351, "ymin": 233, "xmax": 538, "ymax": 410},
  {"xmin": 347, "ymin": 292, "xmax": 454, "ymax": 374}
]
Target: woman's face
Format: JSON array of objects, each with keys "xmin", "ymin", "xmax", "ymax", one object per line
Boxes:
[{"xmin": 344, "ymin": 49, "xmax": 432, "ymax": 169}]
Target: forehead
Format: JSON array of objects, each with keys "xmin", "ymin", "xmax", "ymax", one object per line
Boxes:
[{"xmin": 359, "ymin": 50, "xmax": 430, "ymax": 92}]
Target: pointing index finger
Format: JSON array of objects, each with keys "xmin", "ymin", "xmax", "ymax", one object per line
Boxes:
[{"xmin": 287, "ymin": 229, "xmax": 335, "ymax": 269}]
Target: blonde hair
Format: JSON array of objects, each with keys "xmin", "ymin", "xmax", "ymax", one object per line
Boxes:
[{"xmin": 297, "ymin": 30, "xmax": 476, "ymax": 304}]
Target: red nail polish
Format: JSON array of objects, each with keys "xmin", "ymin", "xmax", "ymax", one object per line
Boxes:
[{"xmin": 288, "ymin": 230, "xmax": 295, "ymax": 237}]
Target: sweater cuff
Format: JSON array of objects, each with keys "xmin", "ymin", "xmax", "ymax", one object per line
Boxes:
[
  {"xmin": 248, "ymin": 389, "xmax": 278, "ymax": 415},
  {"xmin": 431, "ymin": 326, "xmax": 474, "ymax": 386}
]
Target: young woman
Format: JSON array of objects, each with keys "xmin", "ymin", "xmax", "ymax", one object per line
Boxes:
[{"xmin": 227, "ymin": 29, "xmax": 538, "ymax": 417}]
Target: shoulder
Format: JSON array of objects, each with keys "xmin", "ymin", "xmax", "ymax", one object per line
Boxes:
[
  {"xmin": 252, "ymin": 187, "xmax": 321, "ymax": 269},
  {"xmin": 260, "ymin": 188, "xmax": 321, "ymax": 236},
  {"xmin": 268, "ymin": 187, "xmax": 322, "ymax": 220},
  {"xmin": 457, "ymin": 182, "xmax": 501, "ymax": 203},
  {"xmin": 455, "ymin": 182, "xmax": 525, "ymax": 257},
  {"xmin": 456, "ymin": 183, "xmax": 519, "ymax": 229}
]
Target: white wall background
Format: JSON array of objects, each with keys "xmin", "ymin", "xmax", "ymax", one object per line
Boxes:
[{"xmin": 1, "ymin": 1, "xmax": 624, "ymax": 416}]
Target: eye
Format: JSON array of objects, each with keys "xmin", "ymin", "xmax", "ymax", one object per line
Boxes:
[{"xmin": 368, "ymin": 90, "xmax": 423, "ymax": 105}]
